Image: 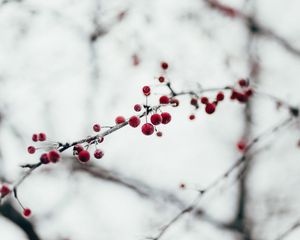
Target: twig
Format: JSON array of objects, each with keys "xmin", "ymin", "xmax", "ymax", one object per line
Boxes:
[
  {"xmin": 148, "ymin": 116, "xmax": 294, "ymax": 240},
  {"xmin": 275, "ymin": 221, "xmax": 300, "ymax": 240}
]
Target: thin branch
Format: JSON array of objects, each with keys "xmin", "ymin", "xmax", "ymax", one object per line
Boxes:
[
  {"xmin": 148, "ymin": 116, "xmax": 294, "ymax": 240},
  {"xmin": 204, "ymin": 0, "xmax": 300, "ymax": 58},
  {"xmin": 275, "ymin": 221, "xmax": 300, "ymax": 240}
]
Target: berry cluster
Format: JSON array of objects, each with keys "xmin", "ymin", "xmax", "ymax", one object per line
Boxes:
[
  {"xmin": 199, "ymin": 91, "xmax": 224, "ymax": 115},
  {"xmin": 27, "ymin": 133, "xmax": 61, "ymax": 164},
  {"xmin": 72, "ymin": 124, "xmax": 105, "ymax": 163},
  {"xmin": 230, "ymin": 79, "xmax": 253, "ymax": 103},
  {"xmin": 2, "ymin": 61, "xmax": 287, "ymax": 220}
]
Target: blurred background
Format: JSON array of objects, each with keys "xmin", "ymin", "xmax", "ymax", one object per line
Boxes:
[{"xmin": 0, "ymin": 0, "xmax": 300, "ymax": 239}]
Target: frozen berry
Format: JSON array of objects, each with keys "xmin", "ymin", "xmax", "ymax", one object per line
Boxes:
[
  {"xmin": 237, "ymin": 140, "xmax": 247, "ymax": 152},
  {"xmin": 94, "ymin": 149, "xmax": 104, "ymax": 159},
  {"xmin": 129, "ymin": 116, "xmax": 141, "ymax": 128},
  {"xmin": 245, "ymin": 89, "xmax": 253, "ymax": 97},
  {"xmin": 156, "ymin": 131, "xmax": 163, "ymax": 137},
  {"xmin": 40, "ymin": 153, "xmax": 50, "ymax": 164},
  {"xmin": 48, "ymin": 150, "xmax": 60, "ymax": 163},
  {"xmin": 115, "ymin": 116, "xmax": 126, "ymax": 124},
  {"xmin": 161, "ymin": 62, "xmax": 169, "ymax": 70},
  {"xmin": 27, "ymin": 146, "xmax": 36, "ymax": 154},
  {"xmin": 93, "ymin": 124, "xmax": 101, "ymax": 132},
  {"xmin": 201, "ymin": 97, "xmax": 209, "ymax": 104},
  {"xmin": 141, "ymin": 123, "xmax": 154, "ymax": 136},
  {"xmin": 158, "ymin": 76, "xmax": 165, "ymax": 83},
  {"xmin": 150, "ymin": 114, "xmax": 162, "ymax": 125},
  {"xmin": 23, "ymin": 208, "xmax": 31, "ymax": 217},
  {"xmin": 238, "ymin": 79, "xmax": 248, "ymax": 87},
  {"xmin": 142, "ymin": 86, "xmax": 151, "ymax": 96},
  {"xmin": 230, "ymin": 90, "xmax": 238, "ymax": 100},
  {"xmin": 236, "ymin": 93, "xmax": 248, "ymax": 103},
  {"xmin": 161, "ymin": 112, "xmax": 172, "ymax": 124},
  {"xmin": 159, "ymin": 96, "xmax": 170, "ymax": 104},
  {"xmin": 134, "ymin": 104, "xmax": 142, "ymax": 112},
  {"xmin": 78, "ymin": 150, "xmax": 90, "ymax": 163},
  {"xmin": 0, "ymin": 184, "xmax": 10, "ymax": 196},
  {"xmin": 190, "ymin": 98, "xmax": 198, "ymax": 106},
  {"xmin": 216, "ymin": 92, "xmax": 224, "ymax": 101},
  {"xmin": 32, "ymin": 134, "xmax": 38, "ymax": 142},
  {"xmin": 189, "ymin": 114, "xmax": 195, "ymax": 120},
  {"xmin": 205, "ymin": 103, "xmax": 216, "ymax": 114},
  {"xmin": 38, "ymin": 133, "xmax": 46, "ymax": 141}
]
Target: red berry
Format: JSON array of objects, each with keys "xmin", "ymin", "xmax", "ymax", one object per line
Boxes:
[
  {"xmin": 141, "ymin": 123, "xmax": 154, "ymax": 136},
  {"xmin": 230, "ymin": 90, "xmax": 238, "ymax": 100},
  {"xmin": 48, "ymin": 150, "xmax": 60, "ymax": 163},
  {"xmin": 40, "ymin": 153, "xmax": 50, "ymax": 164},
  {"xmin": 94, "ymin": 149, "xmax": 104, "ymax": 159},
  {"xmin": 161, "ymin": 62, "xmax": 169, "ymax": 70},
  {"xmin": 179, "ymin": 183, "xmax": 186, "ymax": 189},
  {"xmin": 201, "ymin": 97, "xmax": 209, "ymax": 104},
  {"xmin": 156, "ymin": 131, "xmax": 163, "ymax": 137},
  {"xmin": 190, "ymin": 98, "xmax": 198, "ymax": 106},
  {"xmin": 170, "ymin": 98, "xmax": 179, "ymax": 107},
  {"xmin": 189, "ymin": 114, "xmax": 195, "ymax": 120},
  {"xmin": 205, "ymin": 103, "xmax": 216, "ymax": 114},
  {"xmin": 23, "ymin": 208, "xmax": 31, "ymax": 217},
  {"xmin": 159, "ymin": 95, "xmax": 170, "ymax": 104},
  {"xmin": 27, "ymin": 146, "xmax": 36, "ymax": 154},
  {"xmin": 32, "ymin": 134, "xmax": 38, "ymax": 142},
  {"xmin": 78, "ymin": 150, "xmax": 90, "ymax": 163},
  {"xmin": 0, "ymin": 184, "xmax": 11, "ymax": 196},
  {"xmin": 142, "ymin": 86, "xmax": 151, "ymax": 96},
  {"xmin": 245, "ymin": 89, "xmax": 253, "ymax": 97},
  {"xmin": 93, "ymin": 124, "xmax": 101, "ymax": 132},
  {"xmin": 134, "ymin": 104, "xmax": 142, "ymax": 112},
  {"xmin": 238, "ymin": 79, "xmax": 248, "ymax": 87},
  {"xmin": 38, "ymin": 133, "xmax": 46, "ymax": 141},
  {"xmin": 129, "ymin": 116, "xmax": 141, "ymax": 128},
  {"xmin": 98, "ymin": 137, "xmax": 104, "ymax": 143},
  {"xmin": 236, "ymin": 93, "xmax": 248, "ymax": 103},
  {"xmin": 216, "ymin": 92, "xmax": 224, "ymax": 101},
  {"xmin": 115, "ymin": 116, "xmax": 126, "ymax": 124},
  {"xmin": 158, "ymin": 76, "xmax": 165, "ymax": 83},
  {"xmin": 161, "ymin": 112, "xmax": 172, "ymax": 124},
  {"xmin": 150, "ymin": 114, "xmax": 162, "ymax": 125},
  {"xmin": 237, "ymin": 140, "xmax": 247, "ymax": 152}
]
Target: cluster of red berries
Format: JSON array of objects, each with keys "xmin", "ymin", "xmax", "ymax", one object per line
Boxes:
[
  {"xmin": 73, "ymin": 143, "xmax": 104, "ymax": 163},
  {"xmin": 20, "ymin": 61, "xmax": 259, "ymax": 219},
  {"xmin": 70, "ymin": 124, "xmax": 105, "ymax": 163},
  {"xmin": 200, "ymin": 91, "xmax": 225, "ymax": 115},
  {"xmin": 32, "ymin": 132, "xmax": 46, "ymax": 142},
  {"xmin": 27, "ymin": 133, "xmax": 61, "ymax": 164},
  {"xmin": 230, "ymin": 79, "xmax": 253, "ymax": 103},
  {"xmin": 129, "ymin": 62, "xmax": 173, "ymax": 136},
  {"xmin": 128, "ymin": 94, "xmax": 172, "ymax": 136}
]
